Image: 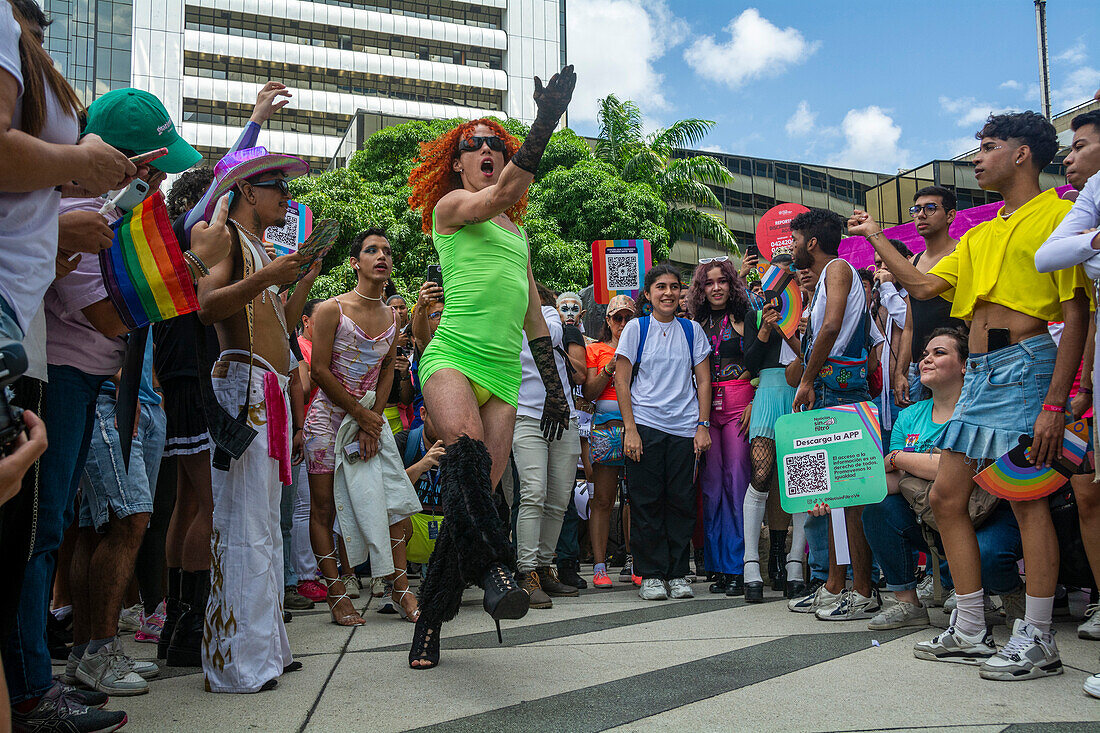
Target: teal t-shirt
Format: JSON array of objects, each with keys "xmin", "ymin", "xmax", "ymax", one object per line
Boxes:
[{"xmin": 889, "ymin": 399, "xmax": 948, "ymax": 453}]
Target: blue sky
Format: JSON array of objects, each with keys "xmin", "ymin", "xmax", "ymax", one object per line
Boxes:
[{"xmin": 565, "ymin": 1, "xmax": 1100, "ymax": 173}]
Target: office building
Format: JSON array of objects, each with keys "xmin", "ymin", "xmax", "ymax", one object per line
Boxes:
[{"xmin": 44, "ymin": 0, "xmax": 565, "ymax": 172}]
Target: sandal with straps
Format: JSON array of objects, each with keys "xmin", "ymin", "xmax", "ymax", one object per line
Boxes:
[
  {"xmin": 389, "ymin": 533, "xmax": 420, "ymax": 623},
  {"xmin": 316, "ymin": 550, "xmax": 365, "ymax": 627},
  {"xmin": 408, "ymin": 616, "xmax": 439, "ymax": 670}
]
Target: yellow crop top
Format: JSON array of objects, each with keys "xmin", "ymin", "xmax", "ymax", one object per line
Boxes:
[{"xmin": 929, "ymin": 188, "xmax": 1090, "ymax": 322}]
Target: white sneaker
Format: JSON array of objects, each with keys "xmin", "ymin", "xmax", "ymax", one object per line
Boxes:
[
  {"xmin": 868, "ymin": 600, "xmax": 930, "ymax": 630},
  {"xmin": 117, "ymin": 603, "xmax": 142, "ymax": 633},
  {"xmin": 60, "ymin": 650, "xmax": 81, "ymax": 686},
  {"xmin": 341, "ymin": 574, "xmax": 361, "ymax": 599},
  {"xmin": 941, "ymin": 589, "xmax": 958, "ymax": 611},
  {"xmin": 979, "ymin": 619, "xmax": 1063, "ymax": 681},
  {"xmin": 816, "ymin": 589, "xmax": 881, "ymax": 621},
  {"xmin": 913, "ymin": 610, "xmax": 997, "ymax": 665},
  {"xmin": 639, "ymin": 578, "xmax": 668, "ymax": 601},
  {"xmin": 916, "ymin": 575, "xmax": 934, "ymax": 605},
  {"xmin": 75, "ymin": 639, "xmax": 149, "ymax": 695},
  {"xmin": 1085, "ymin": 671, "xmax": 1100, "ymax": 699},
  {"xmin": 1078, "ymin": 603, "xmax": 1100, "ymax": 640},
  {"xmin": 668, "ymin": 577, "xmax": 694, "ymax": 599},
  {"xmin": 788, "ymin": 585, "xmax": 841, "ymax": 614}
]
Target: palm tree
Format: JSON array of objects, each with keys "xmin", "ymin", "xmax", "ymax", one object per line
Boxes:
[{"xmin": 595, "ymin": 94, "xmax": 738, "ymax": 252}]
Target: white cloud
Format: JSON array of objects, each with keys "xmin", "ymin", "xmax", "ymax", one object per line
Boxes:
[
  {"xmin": 1051, "ymin": 65, "xmax": 1100, "ymax": 110},
  {"xmin": 785, "ymin": 100, "xmax": 816, "ymax": 137},
  {"xmin": 683, "ymin": 8, "xmax": 818, "ymax": 89},
  {"xmin": 1000, "ymin": 80, "xmax": 1021, "ymax": 90},
  {"xmin": 938, "ymin": 96, "xmax": 1019, "ymax": 128},
  {"xmin": 947, "ymin": 136, "xmax": 979, "ymax": 158},
  {"xmin": 1055, "ymin": 40, "xmax": 1087, "ymax": 65},
  {"xmin": 826, "ymin": 106, "xmax": 910, "ymax": 173},
  {"xmin": 565, "ymin": 0, "xmax": 688, "ymax": 124}
]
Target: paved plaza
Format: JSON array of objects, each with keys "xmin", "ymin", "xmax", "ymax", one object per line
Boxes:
[{"xmin": 95, "ymin": 570, "xmax": 1100, "ymax": 732}]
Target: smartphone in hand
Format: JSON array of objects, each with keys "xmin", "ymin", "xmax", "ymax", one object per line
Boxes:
[{"xmin": 427, "ymin": 264, "xmax": 443, "ymax": 287}]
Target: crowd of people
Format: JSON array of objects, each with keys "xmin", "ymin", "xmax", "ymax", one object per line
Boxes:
[{"xmin": 0, "ymin": 0, "xmax": 1099, "ymax": 728}]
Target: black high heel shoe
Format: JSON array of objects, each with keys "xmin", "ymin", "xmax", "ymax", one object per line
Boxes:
[
  {"xmin": 743, "ymin": 561, "xmax": 764, "ymax": 603},
  {"xmin": 482, "ymin": 563, "xmax": 529, "ymax": 642},
  {"xmin": 725, "ymin": 574, "xmax": 745, "ymax": 597},
  {"xmin": 708, "ymin": 573, "xmax": 730, "ymax": 594},
  {"xmin": 408, "ymin": 617, "xmax": 440, "ymax": 670}
]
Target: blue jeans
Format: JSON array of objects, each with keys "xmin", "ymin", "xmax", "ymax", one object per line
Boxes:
[
  {"xmin": 80, "ymin": 396, "xmax": 166, "ymax": 531},
  {"xmin": 280, "ymin": 465, "xmax": 298, "ymax": 588},
  {"xmin": 813, "ymin": 381, "xmax": 870, "ymax": 410},
  {"xmin": 0, "ymin": 295, "xmax": 21, "ymax": 341},
  {"xmin": 862, "ymin": 494, "xmax": 1023, "ymax": 594},
  {"xmin": 4, "ymin": 365, "xmax": 108, "ymax": 702}
]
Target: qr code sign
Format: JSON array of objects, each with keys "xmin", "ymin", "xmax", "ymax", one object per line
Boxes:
[
  {"xmin": 783, "ymin": 449, "xmax": 830, "ymax": 497},
  {"xmin": 265, "ymin": 209, "xmax": 299, "ymax": 250},
  {"xmin": 605, "ymin": 252, "xmax": 639, "ymax": 290}
]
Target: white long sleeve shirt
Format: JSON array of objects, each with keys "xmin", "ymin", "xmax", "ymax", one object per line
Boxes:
[{"xmin": 1035, "ymin": 171, "xmax": 1100, "ymax": 277}]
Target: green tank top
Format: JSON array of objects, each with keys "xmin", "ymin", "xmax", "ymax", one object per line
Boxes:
[{"xmin": 418, "ymin": 213, "xmax": 530, "ymax": 407}]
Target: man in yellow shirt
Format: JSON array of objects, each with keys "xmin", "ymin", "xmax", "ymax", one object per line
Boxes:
[{"xmin": 850, "ymin": 111, "xmax": 1090, "ymax": 682}]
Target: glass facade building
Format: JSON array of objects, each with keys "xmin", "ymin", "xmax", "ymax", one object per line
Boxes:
[{"xmin": 43, "ymin": 0, "xmax": 562, "ymax": 173}]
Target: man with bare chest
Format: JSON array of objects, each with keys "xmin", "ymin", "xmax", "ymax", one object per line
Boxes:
[{"xmin": 196, "ymin": 147, "xmax": 319, "ymax": 693}]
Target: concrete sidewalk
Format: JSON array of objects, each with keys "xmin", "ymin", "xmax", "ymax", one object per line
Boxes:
[{"xmin": 83, "ymin": 571, "xmax": 1100, "ymax": 732}]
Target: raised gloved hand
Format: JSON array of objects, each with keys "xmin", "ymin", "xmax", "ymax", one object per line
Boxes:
[
  {"xmin": 528, "ymin": 336, "xmax": 570, "ymax": 441},
  {"xmin": 512, "ymin": 65, "xmax": 577, "ymax": 175}
]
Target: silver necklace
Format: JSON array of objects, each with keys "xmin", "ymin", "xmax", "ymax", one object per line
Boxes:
[
  {"xmin": 352, "ymin": 287, "xmax": 383, "ymax": 302},
  {"xmin": 229, "ymin": 217, "xmax": 262, "ymax": 243},
  {"xmin": 656, "ymin": 318, "xmax": 675, "ymax": 336}
]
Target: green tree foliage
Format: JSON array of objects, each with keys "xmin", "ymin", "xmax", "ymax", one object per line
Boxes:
[{"xmin": 595, "ymin": 94, "xmax": 738, "ymax": 253}]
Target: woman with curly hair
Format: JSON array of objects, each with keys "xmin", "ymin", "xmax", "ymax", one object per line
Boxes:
[
  {"xmin": 404, "ymin": 66, "xmax": 576, "ymax": 670},
  {"xmin": 686, "ymin": 259, "xmax": 755, "ymax": 596}
]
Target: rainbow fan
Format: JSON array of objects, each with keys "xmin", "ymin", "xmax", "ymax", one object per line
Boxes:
[
  {"xmin": 99, "ymin": 191, "xmax": 198, "ymax": 330},
  {"xmin": 759, "ymin": 263, "xmax": 802, "ymax": 339},
  {"xmin": 974, "ymin": 420, "xmax": 1088, "ymax": 501}
]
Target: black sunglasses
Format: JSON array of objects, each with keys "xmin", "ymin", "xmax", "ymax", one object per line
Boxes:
[
  {"xmin": 459, "ymin": 135, "xmax": 506, "ymax": 153},
  {"xmin": 610, "ymin": 312, "xmax": 633, "ymax": 324},
  {"xmin": 249, "ymin": 178, "xmax": 290, "ymax": 196},
  {"xmin": 909, "ymin": 203, "xmax": 940, "ymax": 217}
]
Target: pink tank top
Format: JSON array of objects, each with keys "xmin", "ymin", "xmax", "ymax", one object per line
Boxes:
[{"xmin": 323, "ymin": 302, "xmax": 396, "ymax": 399}]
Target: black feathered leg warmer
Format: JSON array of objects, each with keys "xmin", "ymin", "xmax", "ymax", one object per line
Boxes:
[{"xmin": 416, "ymin": 436, "xmax": 517, "ymax": 627}]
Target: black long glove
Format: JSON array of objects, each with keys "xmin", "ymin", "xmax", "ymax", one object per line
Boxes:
[
  {"xmin": 528, "ymin": 336, "xmax": 570, "ymax": 441},
  {"xmin": 511, "ymin": 65, "xmax": 576, "ymax": 175}
]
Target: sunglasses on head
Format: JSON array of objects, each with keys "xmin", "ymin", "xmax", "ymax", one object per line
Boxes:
[
  {"xmin": 699, "ymin": 255, "xmax": 729, "ymax": 264},
  {"xmin": 459, "ymin": 135, "xmax": 506, "ymax": 153},
  {"xmin": 909, "ymin": 203, "xmax": 940, "ymax": 217},
  {"xmin": 248, "ymin": 178, "xmax": 290, "ymax": 196},
  {"xmin": 610, "ymin": 312, "xmax": 634, "ymax": 324}
]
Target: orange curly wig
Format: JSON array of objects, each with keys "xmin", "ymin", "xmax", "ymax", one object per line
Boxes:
[{"xmin": 408, "ymin": 118, "xmax": 527, "ymax": 234}]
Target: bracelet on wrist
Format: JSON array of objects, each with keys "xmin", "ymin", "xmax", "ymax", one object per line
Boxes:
[
  {"xmin": 182, "ymin": 249, "xmax": 209, "ymax": 277},
  {"xmin": 888, "ymin": 451, "xmax": 898, "ymax": 470},
  {"xmin": 1041, "ymin": 403, "xmax": 1066, "ymax": 413},
  {"xmin": 1080, "ymin": 387, "xmax": 1093, "ymax": 395}
]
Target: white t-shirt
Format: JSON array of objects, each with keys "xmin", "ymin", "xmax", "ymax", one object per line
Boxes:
[
  {"xmin": 516, "ymin": 306, "xmax": 573, "ymax": 421},
  {"xmin": 808, "ymin": 258, "xmax": 869, "ymax": 358},
  {"xmin": 615, "ymin": 316, "xmax": 710, "ymax": 438},
  {"xmin": 0, "ymin": 3, "xmax": 80, "ymax": 337}
]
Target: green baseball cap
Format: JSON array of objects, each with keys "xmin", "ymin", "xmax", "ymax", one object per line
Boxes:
[{"xmin": 83, "ymin": 88, "xmax": 201, "ymax": 174}]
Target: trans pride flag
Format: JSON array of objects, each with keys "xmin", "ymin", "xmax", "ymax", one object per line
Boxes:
[{"xmin": 100, "ymin": 191, "xmax": 198, "ymax": 330}]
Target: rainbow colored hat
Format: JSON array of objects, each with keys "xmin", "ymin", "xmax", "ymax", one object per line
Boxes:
[{"xmin": 202, "ymin": 146, "xmax": 309, "ymax": 220}]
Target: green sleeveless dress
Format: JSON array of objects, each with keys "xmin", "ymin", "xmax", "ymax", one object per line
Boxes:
[{"xmin": 418, "ymin": 214, "xmax": 530, "ymax": 408}]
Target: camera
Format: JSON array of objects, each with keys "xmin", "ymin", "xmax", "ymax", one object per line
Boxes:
[{"xmin": 0, "ymin": 339, "xmax": 27, "ymax": 453}]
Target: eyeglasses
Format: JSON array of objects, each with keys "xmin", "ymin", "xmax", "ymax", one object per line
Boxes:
[
  {"xmin": 459, "ymin": 136, "xmax": 506, "ymax": 153},
  {"xmin": 248, "ymin": 178, "xmax": 290, "ymax": 196},
  {"xmin": 909, "ymin": 203, "xmax": 941, "ymax": 217},
  {"xmin": 427, "ymin": 312, "xmax": 442, "ymax": 320},
  {"xmin": 698, "ymin": 256, "xmax": 729, "ymax": 264},
  {"xmin": 610, "ymin": 312, "xmax": 634, "ymax": 324}
]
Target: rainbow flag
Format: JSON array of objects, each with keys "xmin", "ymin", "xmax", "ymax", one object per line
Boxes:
[
  {"xmin": 974, "ymin": 420, "xmax": 1088, "ymax": 501},
  {"xmin": 100, "ymin": 191, "xmax": 198, "ymax": 330}
]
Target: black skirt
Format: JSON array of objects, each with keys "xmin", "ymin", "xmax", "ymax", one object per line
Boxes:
[{"xmin": 161, "ymin": 376, "xmax": 210, "ymax": 457}]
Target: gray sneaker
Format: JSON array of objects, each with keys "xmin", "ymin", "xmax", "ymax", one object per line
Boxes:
[
  {"xmin": 868, "ymin": 600, "xmax": 930, "ymax": 630},
  {"xmin": 1078, "ymin": 603, "xmax": 1100, "ymax": 640},
  {"xmin": 815, "ymin": 589, "xmax": 881, "ymax": 621},
  {"xmin": 10, "ymin": 682, "xmax": 127, "ymax": 733},
  {"xmin": 61, "ymin": 649, "xmax": 82, "ymax": 686},
  {"xmin": 788, "ymin": 585, "xmax": 841, "ymax": 614},
  {"xmin": 117, "ymin": 603, "xmax": 142, "ymax": 633},
  {"xmin": 639, "ymin": 578, "xmax": 668, "ymax": 601},
  {"xmin": 979, "ymin": 619, "xmax": 1063, "ymax": 681},
  {"xmin": 668, "ymin": 577, "xmax": 694, "ymax": 599},
  {"xmin": 75, "ymin": 638, "xmax": 149, "ymax": 695},
  {"xmin": 913, "ymin": 609, "xmax": 996, "ymax": 665}
]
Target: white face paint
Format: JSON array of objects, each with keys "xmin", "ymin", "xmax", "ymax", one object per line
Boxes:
[{"xmin": 558, "ymin": 298, "xmax": 582, "ymax": 325}]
